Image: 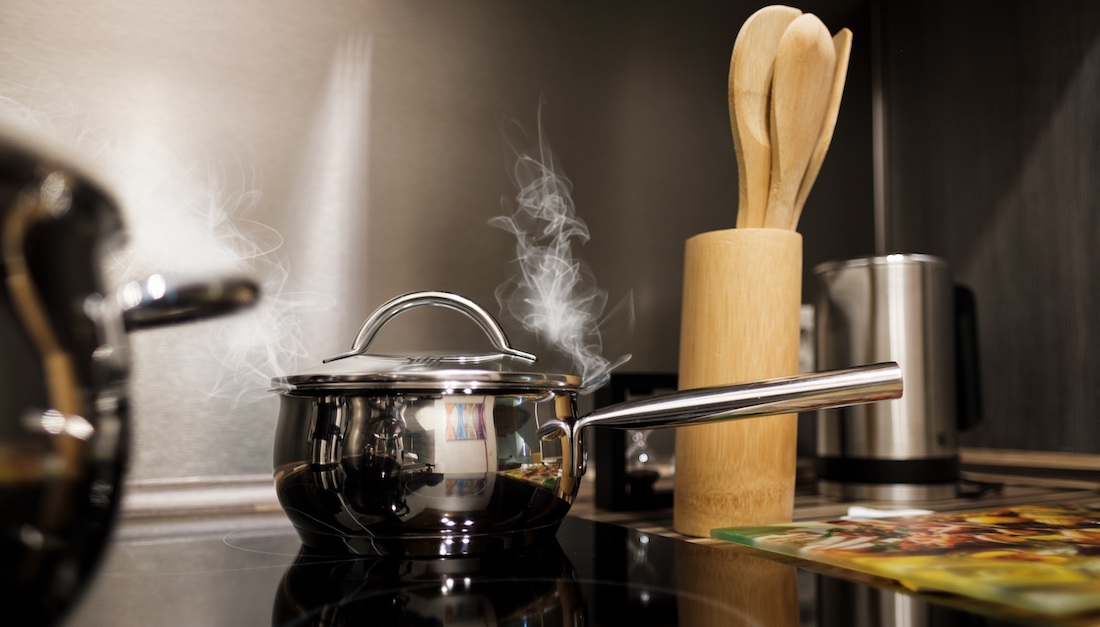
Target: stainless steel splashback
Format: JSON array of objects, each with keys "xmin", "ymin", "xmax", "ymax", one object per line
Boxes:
[{"xmin": 0, "ymin": 0, "xmax": 874, "ymax": 480}]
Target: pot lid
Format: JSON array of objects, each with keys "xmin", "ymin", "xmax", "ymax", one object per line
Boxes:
[{"xmin": 276, "ymin": 291, "xmax": 581, "ymax": 392}]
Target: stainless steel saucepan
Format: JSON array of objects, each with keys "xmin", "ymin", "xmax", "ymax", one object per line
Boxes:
[
  {"xmin": 272, "ymin": 291, "xmax": 902, "ymax": 556},
  {"xmin": 0, "ymin": 127, "xmax": 260, "ymax": 625}
]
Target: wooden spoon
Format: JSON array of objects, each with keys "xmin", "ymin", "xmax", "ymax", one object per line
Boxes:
[
  {"xmin": 790, "ymin": 28, "xmax": 853, "ymax": 230},
  {"xmin": 763, "ymin": 14, "xmax": 836, "ymax": 230},
  {"xmin": 730, "ymin": 5, "xmax": 802, "ymax": 229}
]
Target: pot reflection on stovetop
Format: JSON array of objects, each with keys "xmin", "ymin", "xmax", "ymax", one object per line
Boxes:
[
  {"xmin": 272, "ymin": 540, "xmax": 585, "ymax": 626},
  {"xmin": 271, "ymin": 524, "xmax": 768, "ymax": 627},
  {"xmin": 67, "ymin": 512, "xmax": 1031, "ymax": 626},
  {"xmin": 269, "ymin": 514, "xmax": 1053, "ymax": 627}
]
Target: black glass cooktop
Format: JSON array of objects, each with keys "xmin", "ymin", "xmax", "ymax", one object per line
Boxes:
[{"xmin": 64, "ymin": 513, "xmax": 1059, "ymax": 627}]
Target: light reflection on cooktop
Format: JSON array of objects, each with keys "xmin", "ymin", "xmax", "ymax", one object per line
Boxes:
[
  {"xmin": 71, "ymin": 516, "xmax": 771, "ymax": 626},
  {"xmin": 69, "ymin": 514, "xmax": 1029, "ymax": 626},
  {"xmin": 223, "ymin": 519, "xmax": 755, "ymax": 626},
  {"xmin": 222, "ymin": 528, "xmax": 302, "ymax": 557}
]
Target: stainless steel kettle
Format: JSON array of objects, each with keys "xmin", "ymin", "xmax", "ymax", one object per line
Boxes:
[
  {"xmin": 0, "ymin": 128, "xmax": 259, "ymax": 624},
  {"xmin": 813, "ymin": 254, "xmax": 981, "ymax": 501}
]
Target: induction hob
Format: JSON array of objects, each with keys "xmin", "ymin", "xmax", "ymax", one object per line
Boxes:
[{"xmin": 61, "ymin": 505, "xmax": 1078, "ymax": 627}]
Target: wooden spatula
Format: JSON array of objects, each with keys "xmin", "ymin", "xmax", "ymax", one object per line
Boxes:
[
  {"xmin": 790, "ymin": 28, "xmax": 853, "ymax": 230},
  {"xmin": 730, "ymin": 5, "xmax": 802, "ymax": 229},
  {"xmin": 763, "ymin": 13, "xmax": 836, "ymax": 230}
]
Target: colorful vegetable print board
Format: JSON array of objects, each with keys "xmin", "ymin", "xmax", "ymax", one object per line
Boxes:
[{"xmin": 712, "ymin": 504, "xmax": 1100, "ymax": 617}]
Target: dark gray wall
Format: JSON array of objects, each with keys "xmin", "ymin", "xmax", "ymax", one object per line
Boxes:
[{"xmin": 880, "ymin": 0, "xmax": 1100, "ymax": 451}]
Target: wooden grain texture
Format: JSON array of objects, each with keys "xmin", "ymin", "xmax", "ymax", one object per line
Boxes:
[
  {"xmin": 879, "ymin": 1, "xmax": 1100, "ymax": 453},
  {"xmin": 764, "ymin": 14, "xmax": 836, "ymax": 229},
  {"xmin": 730, "ymin": 5, "xmax": 802, "ymax": 229},
  {"xmin": 791, "ymin": 27, "xmax": 853, "ymax": 230},
  {"xmin": 674, "ymin": 228, "xmax": 802, "ymax": 537}
]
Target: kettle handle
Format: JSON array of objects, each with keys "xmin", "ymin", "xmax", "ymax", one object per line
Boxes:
[
  {"xmin": 955, "ymin": 284, "xmax": 983, "ymax": 431},
  {"xmin": 324, "ymin": 291, "xmax": 537, "ymax": 363}
]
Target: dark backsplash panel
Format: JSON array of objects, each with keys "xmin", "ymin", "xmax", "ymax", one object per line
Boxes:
[{"xmin": 879, "ymin": 1, "xmax": 1100, "ymax": 452}]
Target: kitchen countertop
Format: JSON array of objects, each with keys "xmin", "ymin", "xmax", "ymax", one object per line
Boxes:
[
  {"xmin": 62, "ymin": 450, "xmax": 1100, "ymax": 626},
  {"xmin": 570, "ymin": 447, "xmax": 1100, "ymax": 535}
]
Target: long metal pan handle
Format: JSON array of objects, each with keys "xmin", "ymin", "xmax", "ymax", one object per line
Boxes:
[
  {"xmin": 588, "ymin": 362, "xmax": 901, "ymax": 430},
  {"xmin": 325, "ymin": 290, "xmax": 536, "ymax": 363},
  {"xmin": 539, "ymin": 362, "xmax": 902, "ymax": 440},
  {"xmin": 119, "ymin": 274, "xmax": 260, "ymax": 332},
  {"xmin": 541, "ymin": 362, "xmax": 902, "ymax": 479}
]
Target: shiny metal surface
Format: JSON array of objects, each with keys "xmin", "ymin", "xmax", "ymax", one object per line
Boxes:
[
  {"xmin": 271, "ymin": 293, "xmax": 582, "ymax": 555},
  {"xmin": 273, "ymin": 292, "xmax": 903, "ymax": 555},
  {"xmin": 0, "ymin": 1, "xmax": 878, "ymax": 486},
  {"xmin": 0, "ymin": 136, "xmax": 128, "ymax": 626},
  {"xmin": 814, "ymin": 254, "xmax": 961, "ymax": 499},
  {"xmin": 815, "ymin": 254, "xmax": 956, "ymax": 460},
  {"xmin": 330, "ymin": 291, "xmax": 538, "ymax": 363},
  {"xmin": 284, "ymin": 291, "xmax": 578, "ymax": 390},
  {"xmin": 573, "ymin": 362, "xmax": 903, "ymax": 432},
  {"xmin": 556, "ymin": 362, "xmax": 903, "ymax": 479},
  {"xmin": 816, "ymin": 479, "xmax": 957, "ymax": 502},
  {"xmin": 273, "ymin": 390, "xmax": 575, "ymax": 555},
  {"xmin": 117, "ymin": 275, "xmax": 260, "ymax": 332},
  {"xmin": 273, "ymin": 363, "xmax": 904, "ymax": 556},
  {"xmin": 0, "ymin": 130, "xmax": 259, "ymax": 625}
]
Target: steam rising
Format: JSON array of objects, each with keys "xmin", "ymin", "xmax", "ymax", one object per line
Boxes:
[
  {"xmin": 102, "ymin": 137, "xmax": 317, "ymax": 405},
  {"xmin": 490, "ymin": 115, "xmax": 633, "ymax": 393},
  {"xmin": 0, "ymin": 25, "xmax": 380, "ymax": 405},
  {"xmin": 0, "ymin": 90, "xmax": 317, "ymax": 405}
]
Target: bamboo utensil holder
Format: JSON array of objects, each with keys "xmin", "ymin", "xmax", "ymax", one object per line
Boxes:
[{"xmin": 674, "ymin": 228, "xmax": 802, "ymax": 537}]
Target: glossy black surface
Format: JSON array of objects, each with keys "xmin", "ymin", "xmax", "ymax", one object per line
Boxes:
[
  {"xmin": 0, "ymin": 137, "xmax": 129, "ymax": 627},
  {"xmin": 274, "ymin": 539, "xmax": 583, "ymax": 625},
  {"xmin": 60, "ymin": 512, "xmax": 1069, "ymax": 627}
]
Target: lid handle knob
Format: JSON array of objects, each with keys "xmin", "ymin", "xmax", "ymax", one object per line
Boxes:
[{"xmin": 323, "ymin": 291, "xmax": 537, "ymax": 363}]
